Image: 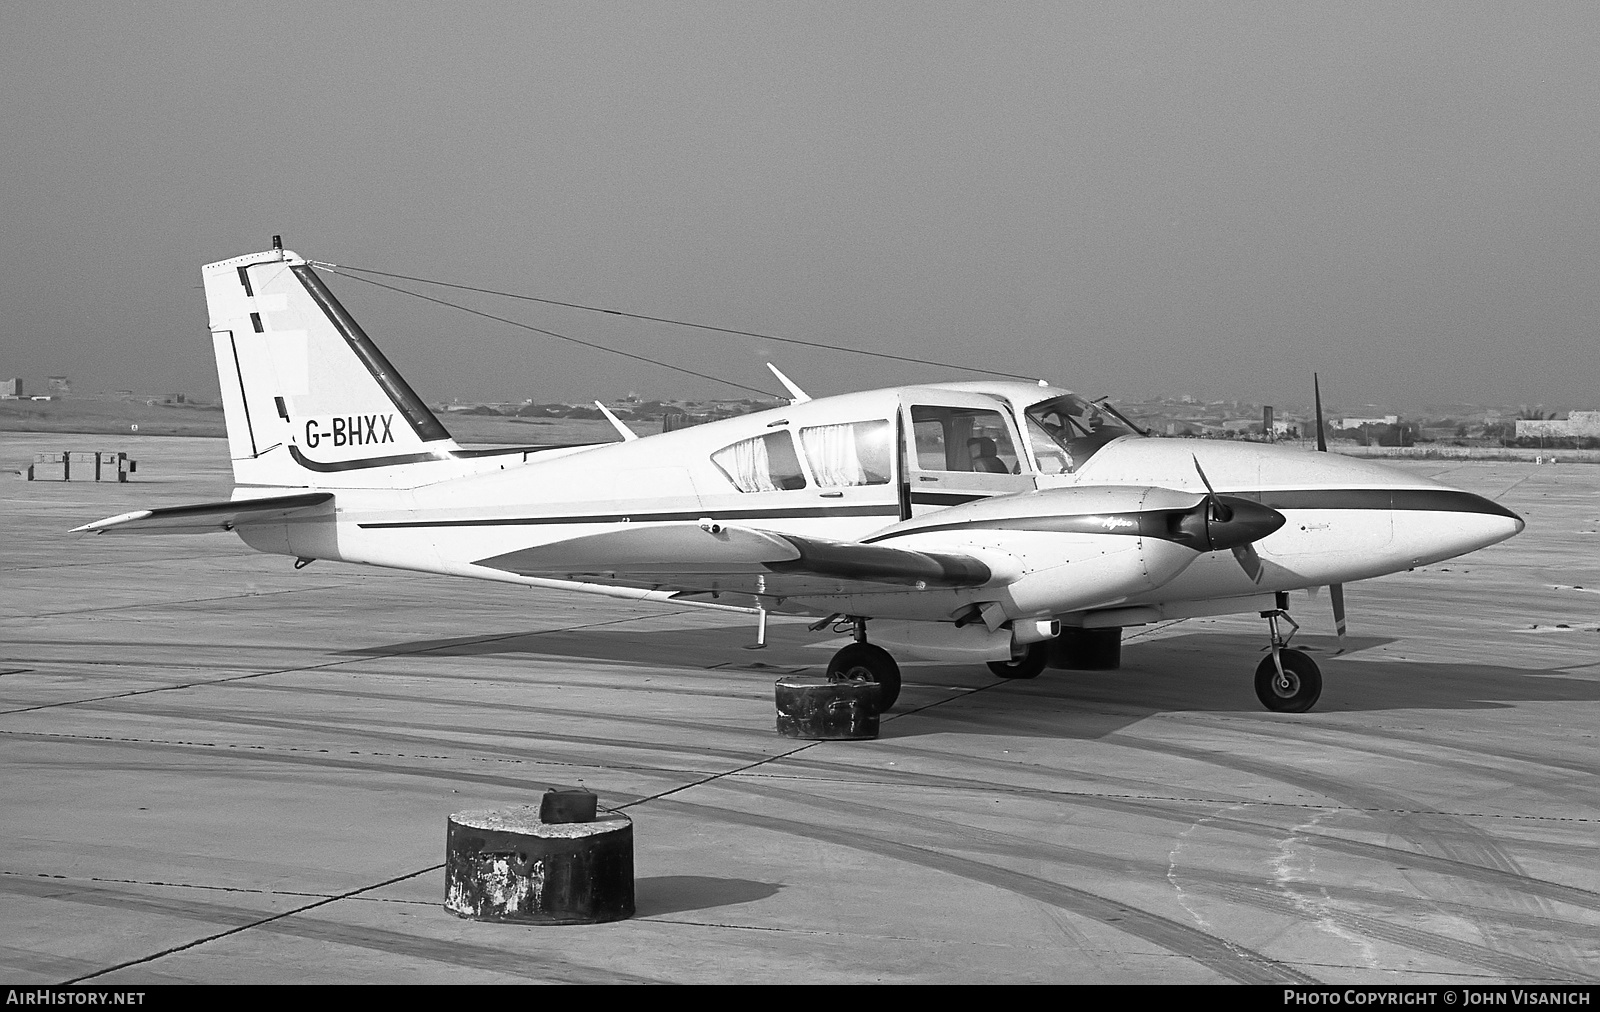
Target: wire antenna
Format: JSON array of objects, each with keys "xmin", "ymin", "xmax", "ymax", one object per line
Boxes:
[
  {"xmin": 316, "ymin": 266, "xmax": 778, "ymax": 397},
  {"xmin": 312, "ymin": 260, "xmax": 1037, "ymax": 382}
]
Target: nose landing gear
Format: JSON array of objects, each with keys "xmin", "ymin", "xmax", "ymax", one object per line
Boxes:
[
  {"xmin": 823, "ymin": 616, "xmax": 903, "ymax": 711},
  {"xmin": 1254, "ymin": 592, "xmax": 1322, "ymax": 713}
]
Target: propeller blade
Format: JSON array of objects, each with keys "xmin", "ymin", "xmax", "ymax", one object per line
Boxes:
[
  {"xmin": 1314, "ymin": 372, "xmax": 1328, "ymax": 452},
  {"xmin": 1233, "ymin": 544, "xmax": 1264, "ymax": 583},
  {"xmin": 1329, "ymin": 582, "xmax": 1347, "ymax": 653},
  {"xmin": 1190, "ymin": 454, "xmax": 1232, "ymax": 522}
]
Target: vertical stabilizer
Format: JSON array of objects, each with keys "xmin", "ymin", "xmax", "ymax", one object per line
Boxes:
[{"xmin": 204, "ymin": 248, "xmax": 462, "ymax": 487}]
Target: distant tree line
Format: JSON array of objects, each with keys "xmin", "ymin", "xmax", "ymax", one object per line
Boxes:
[{"xmin": 451, "ymin": 399, "xmax": 782, "ymax": 426}]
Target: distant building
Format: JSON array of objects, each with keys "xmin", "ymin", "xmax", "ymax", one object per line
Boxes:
[
  {"xmin": 0, "ymin": 378, "xmax": 21, "ymax": 399},
  {"xmin": 47, "ymin": 376, "xmax": 70, "ymax": 396},
  {"xmin": 1516, "ymin": 411, "xmax": 1600, "ymax": 439},
  {"xmin": 1338, "ymin": 415, "xmax": 1398, "ymax": 428}
]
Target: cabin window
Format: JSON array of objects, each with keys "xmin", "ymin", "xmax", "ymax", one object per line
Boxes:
[
  {"xmin": 799, "ymin": 420, "xmax": 893, "ymax": 487},
  {"xmin": 909, "ymin": 406, "xmax": 1019, "ymax": 474},
  {"xmin": 711, "ymin": 431, "xmax": 807, "ymax": 492}
]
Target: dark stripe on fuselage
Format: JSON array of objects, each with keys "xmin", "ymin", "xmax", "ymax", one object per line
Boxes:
[
  {"xmin": 358, "ymin": 504, "xmax": 904, "ymax": 529},
  {"xmin": 289, "ymin": 446, "xmax": 448, "ymax": 472},
  {"xmin": 287, "ymin": 444, "xmax": 565, "ymax": 472},
  {"xmin": 351, "ymin": 486, "xmax": 1513, "ymax": 533},
  {"xmin": 869, "ymin": 511, "xmax": 1181, "ymax": 544},
  {"xmin": 865, "ymin": 495, "xmax": 1282, "ymax": 551},
  {"xmin": 1238, "ymin": 487, "xmax": 1518, "ymax": 520},
  {"xmin": 911, "ymin": 490, "xmax": 988, "ymax": 506}
]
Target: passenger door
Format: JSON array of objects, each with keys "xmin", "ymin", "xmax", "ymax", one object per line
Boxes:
[{"xmin": 902, "ymin": 395, "xmax": 1034, "ymax": 514}]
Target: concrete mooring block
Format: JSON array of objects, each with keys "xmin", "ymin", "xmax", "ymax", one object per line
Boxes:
[
  {"xmin": 445, "ymin": 795, "xmax": 634, "ymax": 925},
  {"xmin": 774, "ymin": 677, "xmax": 880, "ymax": 740}
]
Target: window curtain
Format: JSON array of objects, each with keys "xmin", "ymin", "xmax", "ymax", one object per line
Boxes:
[
  {"xmin": 712, "ymin": 436, "xmax": 776, "ymax": 492},
  {"xmin": 801, "ymin": 423, "xmax": 866, "ymax": 486}
]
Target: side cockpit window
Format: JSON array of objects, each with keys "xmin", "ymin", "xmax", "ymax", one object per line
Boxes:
[
  {"xmin": 711, "ymin": 431, "xmax": 807, "ymax": 492},
  {"xmin": 799, "ymin": 420, "xmax": 893, "ymax": 487},
  {"xmin": 910, "ymin": 406, "xmax": 1019, "ymax": 474}
]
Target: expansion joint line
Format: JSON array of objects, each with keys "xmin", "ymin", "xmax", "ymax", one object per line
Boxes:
[
  {"xmin": 0, "ymin": 613, "xmax": 662, "ymax": 717},
  {"xmin": 62, "ymin": 864, "xmax": 443, "ymax": 985},
  {"xmin": 51, "ymin": 659, "xmax": 999, "ymax": 980},
  {"xmin": 617, "ymin": 677, "xmax": 1009, "ymax": 812}
]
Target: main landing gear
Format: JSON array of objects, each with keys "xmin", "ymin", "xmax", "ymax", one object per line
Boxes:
[
  {"xmin": 823, "ymin": 617, "xmax": 903, "ymax": 711},
  {"xmin": 1255, "ymin": 591, "xmax": 1322, "ymax": 713}
]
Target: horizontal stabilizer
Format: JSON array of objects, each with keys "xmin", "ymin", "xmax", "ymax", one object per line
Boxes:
[
  {"xmin": 72, "ymin": 492, "xmax": 334, "ymax": 534},
  {"xmin": 475, "ymin": 522, "xmax": 991, "ymax": 597}
]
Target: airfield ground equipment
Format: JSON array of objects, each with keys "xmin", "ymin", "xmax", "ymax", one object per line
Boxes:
[{"xmin": 27, "ymin": 449, "xmax": 136, "ymax": 482}]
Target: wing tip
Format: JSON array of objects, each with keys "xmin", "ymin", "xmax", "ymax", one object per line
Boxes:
[{"xmin": 71, "ymin": 510, "xmax": 153, "ymax": 533}]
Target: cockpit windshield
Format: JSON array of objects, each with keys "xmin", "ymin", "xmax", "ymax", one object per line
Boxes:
[{"xmin": 1024, "ymin": 395, "xmax": 1136, "ymax": 474}]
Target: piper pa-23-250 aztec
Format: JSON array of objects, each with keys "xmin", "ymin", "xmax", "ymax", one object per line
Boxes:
[{"xmin": 76, "ymin": 244, "xmax": 1524, "ymax": 713}]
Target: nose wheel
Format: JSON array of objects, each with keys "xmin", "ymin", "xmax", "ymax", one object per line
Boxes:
[
  {"xmin": 1254, "ymin": 649, "xmax": 1321, "ymax": 712},
  {"xmin": 1255, "ymin": 593, "xmax": 1322, "ymax": 712}
]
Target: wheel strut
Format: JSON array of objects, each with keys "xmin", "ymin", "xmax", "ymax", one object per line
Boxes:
[{"xmin": 1260, "ymin": 591, "xmax": 1301, "ymax": 693}]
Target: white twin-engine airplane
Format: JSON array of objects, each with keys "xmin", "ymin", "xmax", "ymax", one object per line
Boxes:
[{"xmin": 76, "ymin": 246, "xmax": 1524, "ymax": 714}]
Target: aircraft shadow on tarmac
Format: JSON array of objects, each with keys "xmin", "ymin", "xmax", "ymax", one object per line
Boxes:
[
  {"xmin": 343, "ymin": 624, "xmax": 827, "ymax": 670},
  {"xmin": 915, "ymin": 631, "xmax": 1600, "ymax": 741},
  {"xmin": 345, "ymin": 626, "xmax": 1600, "ymax": 736},
  {"xmin": 632, "ymin": 875, "xmax": 783, "ymax": 917}
]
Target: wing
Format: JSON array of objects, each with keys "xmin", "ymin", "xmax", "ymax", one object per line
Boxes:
[
  {"xmin": 474, "ymin": 522, "xmax": 991, "ymax": 602},
  {"xmin": 71, "ymin": 492, "xmax": 334, "ymax": 534}
]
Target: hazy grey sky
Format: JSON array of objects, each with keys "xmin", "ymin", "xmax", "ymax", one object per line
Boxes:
[{"xmin": 3, "ymin": 2, "xmax": 1597, "ymax": 411}]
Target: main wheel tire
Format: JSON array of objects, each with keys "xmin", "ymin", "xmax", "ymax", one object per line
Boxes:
[
  {"xmin": 826, "ymin": 642, "xmax": 902, "ymax": 711},
  {"xmin": 1254, "ymin": 648, "xmax": 1322, "ymax": 713},
  {"xmin": 988, "ymin": 641, "xmax": 1048, "ymax": 679}
]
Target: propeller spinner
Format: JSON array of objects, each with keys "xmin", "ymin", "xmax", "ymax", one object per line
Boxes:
[{"xmin": 1173, "ymin": 455, "xmax": 1286, "ymax": 581}]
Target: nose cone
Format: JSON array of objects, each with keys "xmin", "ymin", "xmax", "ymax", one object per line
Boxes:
[
  {"xmin": 1445, "ymin": 490, "xmax": 1524, "ymax": 531},
  {"xmin": 1394, "ymin": 486, "xmax": 1525, "ymax": 561}
]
